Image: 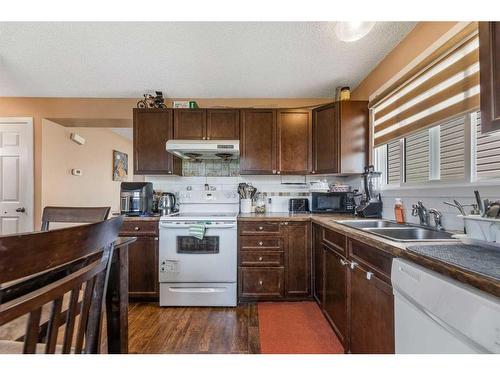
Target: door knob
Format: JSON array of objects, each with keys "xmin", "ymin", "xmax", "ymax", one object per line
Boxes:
[{"xmin": 16, "ymin": 207, "xmax": 26, "ymax": 213}]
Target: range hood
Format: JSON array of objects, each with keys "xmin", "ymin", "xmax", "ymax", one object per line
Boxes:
[{"xmin": 166, "ymin": 139, "xmax": 239, "ymax": 160}]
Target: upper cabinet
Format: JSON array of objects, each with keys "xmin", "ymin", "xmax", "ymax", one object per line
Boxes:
[
  {"xmin": 277, "ymin": 109, "xmax": 312, "ymax": 175},
  {"xmin": 312, "ymin": 101, "xmax": 369, "ymax": 175},
  {"xmin": 239, "ymin": 109, "xmax": 277, "ymax": 175},
  {"xmin": 173, "ymin": 109, "xmax": 240, "ymax": 140},
  {"xmin": 133, "ymin": 108, "xmax": 182, "ymax": 175},
  {"xmin": 479, "ymin": 22, "xmax": 500, "ymax": 134}
]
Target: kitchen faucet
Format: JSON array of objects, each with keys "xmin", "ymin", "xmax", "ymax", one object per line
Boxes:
[
  {"xmin": 429, "ymin": 208, "xmax": 444, "ymax": 231},
  {"xmin": 412, "ymin": 200, "xmax": 429, "ymax": 226}
]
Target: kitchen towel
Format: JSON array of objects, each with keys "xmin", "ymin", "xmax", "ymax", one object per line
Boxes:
[{"xmin": 189, "ymin": 222, "xmax": 206, "ymax": 240}]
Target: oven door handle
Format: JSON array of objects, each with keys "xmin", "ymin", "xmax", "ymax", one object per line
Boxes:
[{"xmin": 159, "ymin": 223, "xmax": 237, "ymax": 229}]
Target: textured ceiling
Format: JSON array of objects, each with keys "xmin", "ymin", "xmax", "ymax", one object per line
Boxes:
[{"xmin": 0, "ymin": 22, "xmax": 416, "ymax": 98}]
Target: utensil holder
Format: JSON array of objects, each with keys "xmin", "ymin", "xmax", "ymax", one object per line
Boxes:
[{"xmin": 240, "ymin": 199, "xmax": 252, "ymax": 214}]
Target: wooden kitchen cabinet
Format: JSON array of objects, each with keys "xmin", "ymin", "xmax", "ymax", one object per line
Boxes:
[
  {"xmin": 349, "ymin": 262, "xmax": 394, "ymax": 354},
  {"xmin": 207, "ymin": 109, "xmax": 240, "ymax": 139},
  {"xmin": 277, "ymin": 109, "xmax": 312, "ymax": 175},
  {"xmin": 173, "ymin": 108, "xmax": 240, "ymax": 140},
  {"xmin": 238, "ymin": 220, "xmax": 311, "ymax": 301},
  {"xmin": 323, "ymin": 244, "xmax": 349, "ymax": 350},
  {"xmin": 312, "ymin": 101, "xmax": 368, "ymax": 174},
  {"xmin": 127, "ymin": 236, "xmax": 159, "ymax": 301},
  {"xmin": 312, "ymin": 224, "xmax": 324, "ymax": 306},
  {"xmin": 239, "ymin": 109, "xmax": 277, "ymax": 174},
  {"xmin": 173, "ymin": 109, "xmax": 207, "ymax": 139},
  {"xmin": 285, "ymin": 221, "xmax": 311, "ymax": 298},
  {"xmin": 133, "ymin": 108, "xmax": 182, "ymax": 175},
  {"xmin": 479, "ymin": 22, "xmax": 500, "ymax": 134}
]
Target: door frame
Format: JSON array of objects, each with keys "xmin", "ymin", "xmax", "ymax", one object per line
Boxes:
[{"xmin": 0, "ymin": 117, "xmax": 34, "ymax": 232}]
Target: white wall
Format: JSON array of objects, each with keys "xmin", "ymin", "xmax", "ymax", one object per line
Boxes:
[{"xmin": 381, "ymin": 183, "xmax": 500, "ymax": 231}]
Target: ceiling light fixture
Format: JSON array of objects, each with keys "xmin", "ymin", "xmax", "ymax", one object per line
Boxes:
[{"xmin": 335, "ymin": 22, "xmax": 376, "ymax": 42}]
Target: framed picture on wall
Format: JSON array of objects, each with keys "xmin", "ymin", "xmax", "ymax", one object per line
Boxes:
[{"xmin": 113, "ymin": 150, "xmax": 128, "ymax": 181}]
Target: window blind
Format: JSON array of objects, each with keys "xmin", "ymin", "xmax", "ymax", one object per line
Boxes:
[
  {"xmin": 371, "ymin": 22, "xmax": 480, "ymax": 147},
  {"xmin": 476, "ymin": 112, "xmax": 500, "ymax": 179},
  {"xmin": 405, "ymin": 129, "xmax": 430, "ymax": 183},
  {"xmin": 387, "ymin": 140, "xmax": 401, "ymax": 184},
  {"xmin": 440, "ymin": 116, "xmax": 465, "ymax": 180}
]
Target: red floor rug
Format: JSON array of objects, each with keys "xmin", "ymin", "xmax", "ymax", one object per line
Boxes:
[{"xmin": 258, "ymin": 301, "xmax": 344, "ymax": 354}]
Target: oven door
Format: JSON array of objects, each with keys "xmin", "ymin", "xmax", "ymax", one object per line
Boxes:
[{"xmin": 158, "ymin": 221, "xmax": 237, "ymax": 283}]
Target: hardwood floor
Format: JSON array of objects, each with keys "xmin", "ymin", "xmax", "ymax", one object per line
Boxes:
[{"xmin": 128, "ymin": 303, "xmax": 260, "ymax": 354}]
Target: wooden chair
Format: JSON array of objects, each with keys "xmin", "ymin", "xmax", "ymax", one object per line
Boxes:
[
  {"xmin": 0, "ymin": 216, "xmax": 123, "ymax": 354},
  {"xmin": 41, "ymin": 206, "xmax": 111, "ymax": 231}
]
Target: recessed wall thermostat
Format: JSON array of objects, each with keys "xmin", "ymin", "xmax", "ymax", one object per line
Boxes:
[
  {"xmin": 71, "ymin": 169, "xmax": 83, "ymax": 176},
  {"xmin": 70, "ymin": 133, "xmax": 86, "ymax": 145}
]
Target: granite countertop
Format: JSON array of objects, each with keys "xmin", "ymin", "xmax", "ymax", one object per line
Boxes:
[{"xmin": 238, "ymin": 212, "xmax": 500, "ymax": 298}]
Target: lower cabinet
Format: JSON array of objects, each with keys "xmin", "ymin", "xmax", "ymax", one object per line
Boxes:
[
  {"xmin": 349, "ymin": 263, "xmax": 394, "ymax": 354},
  {"xmin": 238, "ymin": 220, "xmax": 311, "ymax": 301},
  {"xmin": 323, "ymin": 244, "xmax": 349, "ymax": 349},
  {"xmin": 313, "ymin": 224, "xmax": 395, "ymax": 354},
  {"xmin": 312, "ymin": 224, "xmax": 324, "ymax": 305},
  {"xmin": 119, "ymin": 220, "xmax": 159, "ymax": 302}
]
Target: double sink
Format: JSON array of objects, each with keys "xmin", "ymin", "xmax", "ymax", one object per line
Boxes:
[{"xmin": 337, "ymin": 219, "xmax": 455, "ymax": 242}]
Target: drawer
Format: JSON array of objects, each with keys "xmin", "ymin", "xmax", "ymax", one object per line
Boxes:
[
  {"xmin": 239, "ymin": 267, "xmax": 284, "ymax": 298},
  {"xmin": 120, "ymin": 221, "xmax": 158, "ymax": 236},
  {"xmin": 240, "ymin": 251, "xmax": 284, "ymax": 267},
  {"xmin": 240, "ymin": 236, "xmax": 283, "ymax": 251},
  {"xmin": 239, "ymin": 221, "xmax": 282, "ymax": 235},
  {"xmin": 348, "ymin": 239, "xmax": 393, "ymax": 280},
  {"xmin": 323, "ymin": 228, "xmax": 346, "ymax": 255}
]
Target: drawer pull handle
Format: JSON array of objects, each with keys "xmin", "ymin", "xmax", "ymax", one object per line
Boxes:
[
  {"xmin": 366, "ymin": 271, "xmax": 373, "ymax": 280},
  {"xmin": 340, "ymin": 259, "xmax": 349, "ymax": 266},
  {"xmin": 350, "ymin": 261, "xmax": 358, "ymax": 270},
  {"xmin": 258, "ymin": 226, "xmax": 263, "ymax": 230},
  {"xmin": 258, "ymin": 256, "xmax": 263, "ymax": 261},
  {"xmin": 259, "ymin": 280, "xmax": 263, "ymax": 285},
  {"xmin": 134, "ymin": 226, "xmax": 140, "ymax": 231},
  {"xmin": 258, "ymin": 241, "xmax": 263, "ymax": 246}
]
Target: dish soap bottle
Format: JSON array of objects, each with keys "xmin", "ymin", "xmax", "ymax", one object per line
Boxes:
[{"xmin": 394, "ymin": 198, "xmax": 405, "ymax": 223}]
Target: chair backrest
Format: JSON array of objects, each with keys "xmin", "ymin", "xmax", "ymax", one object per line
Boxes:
[
  {"xmin": 41, "ymin": 206, "xmax": 111, "ymax": 231},
  {"xmin": 0, "ymin": 216, "xmax": 123, "ymax": 354}
]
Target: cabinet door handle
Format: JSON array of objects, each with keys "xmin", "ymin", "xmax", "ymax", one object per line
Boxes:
[
  {"xmin": 258, "ymin": 256, "xmax": 263, "ymax": 261},
  {"xmin": 277, "ymin": 171, "xmax": 281, "ymax": 175},
  {"xmin": 350, "ymin": 261, "xmax": 358, "ymax": 270},
  {"xmin": 284, "ymin": 222, "xmax": 288, "ymax": 225},
  {"xmin": 366, "ymin": 271, "xmax": 373, "ymax": 280},
  {"xmin": 134, "ymin": 226, "xmax": 140, "ymax": 231},
  {"xmin": 272, "ymin": 170, "xmax": 276, "ymax": 174},
  {"xmin": 258, "ymin": 241, "xmax": 263, "ymax": 246},
  {"xmin": 155, "ymin": 237, "xmax": 159, "ymax": 241},
  {"xmin": 258, "ymin": 226, "xmax": 263, "ymax": 230},
  {"xmin": 340, "ymin": 259, "xmax": 349, "ymax": 266},
  {"xmin": 167, "ymin": 171, "xmax": 172, "ymax": 174},
  {"xmin": 207, "ymin": 137, "xmax": 210, "ymax": 140},
  {"xmin": 311, "ymin": 171, "xmax": 316, "ymax": 174},
  {"xmin": 259, "ymin": 280, "xmax": 263, "ymax": 285}
]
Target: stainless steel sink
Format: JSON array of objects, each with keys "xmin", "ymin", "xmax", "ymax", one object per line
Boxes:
[
  {"xmin": 336, "ymin": 219, "xmax": 455, "ymax": 242},
  {"xmin": 337, "ymin": 220, "xmax": 406, "ymax": 229},
  {"xmin": 365, "ymin": 227, "xmax": 455, "ymax": 242}
]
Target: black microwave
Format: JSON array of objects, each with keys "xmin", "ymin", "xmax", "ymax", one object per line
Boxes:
[{"xmin": 310, "ymin": 192, "xmax": 355, "ymax": 213}]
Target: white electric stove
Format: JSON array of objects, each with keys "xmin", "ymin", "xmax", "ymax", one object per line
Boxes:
[{"xmin": 159, "ymin": 190, "xmax": 239, "ymax": 307}]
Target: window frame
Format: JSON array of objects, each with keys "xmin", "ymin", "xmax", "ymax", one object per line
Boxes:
[{"xmin": 372, "ymin": 111, "xmax": 496, "ymax": 190}]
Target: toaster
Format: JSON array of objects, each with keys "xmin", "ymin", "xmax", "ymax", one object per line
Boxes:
[{"xmin": 289, "ymin": 198, "xmax": 310, "ymax": 213}]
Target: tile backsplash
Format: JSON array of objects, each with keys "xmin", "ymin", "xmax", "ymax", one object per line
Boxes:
[
  {"xmin": 146, "ymin": 174, "xmax": 361, "ymax": 212},
  {"xmin": 182, "ymin": 159, "xmax": 240, "ymax": 177}
]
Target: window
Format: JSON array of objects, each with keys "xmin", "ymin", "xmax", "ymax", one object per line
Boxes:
[{"xmin": 375, "ymin": 110, "xmax": 500, "ymax": 187}]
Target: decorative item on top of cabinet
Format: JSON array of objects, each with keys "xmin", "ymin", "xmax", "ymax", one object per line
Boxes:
[
  {"xmin": 479, "ymin": 22, "xmax": 500, "ymax": 134},
  {"xmin": 312, "ymin": 101, "xmax": 368, "ymax": 175},
  {"xmin": 239, "ymin": 109, "xmax": 277, "ymax": 175},
  {"xmin": 133, "ymin": 108, "xmax": 182, "ymax": 175}
]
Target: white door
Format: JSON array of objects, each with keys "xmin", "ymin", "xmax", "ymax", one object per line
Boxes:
[{"xmin": 0, "ymin": 118, "xmax": 34, "ymax": 234}]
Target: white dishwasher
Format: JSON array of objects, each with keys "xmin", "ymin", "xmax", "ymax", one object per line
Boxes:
[{"xmin": 391, "ymin": 258, "xmax": 500, "ymax": 353}]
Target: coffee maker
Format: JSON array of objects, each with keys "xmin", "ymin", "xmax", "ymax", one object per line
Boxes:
[
  {"xmin": 120, "ymin": 182, "xmax": 154, "ymax": 216},
  {"xmin": 355, "ymin": 165, "xmax": 383, "ymax": 218}
]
